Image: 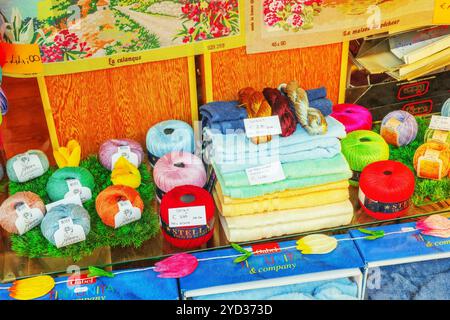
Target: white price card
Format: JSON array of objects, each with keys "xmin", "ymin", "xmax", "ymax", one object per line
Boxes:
[
  {"xmin": 244, "ymin": 116, "xmax": 282, "ymax": 138},
  {"xmin": 246, "ymin": 161, "xmax": 286, "ymax": 186},
  {"xmin": 429, "ymin": 115, "xmax": 450, "ymax": 131},
  {"xmin": 168, "ymin": 206, "xmax": 206, "ymax": 228}
]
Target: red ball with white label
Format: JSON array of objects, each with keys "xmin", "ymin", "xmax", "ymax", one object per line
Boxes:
[{"xmin": 160, "ymin": 185, "xmax": 215, "ymax": 249}]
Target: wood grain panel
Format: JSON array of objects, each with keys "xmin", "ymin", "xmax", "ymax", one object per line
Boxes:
[
  {"xmin": 205, "ymin": 45, "xmax": 343, "ymax": 103},
  {"xmin": 0, "ymin": 77, "xmax": 53, "ymax": 161},
  {"xmin": 45, "ymin": 58, "xmax": 193, "ymax": 157}
]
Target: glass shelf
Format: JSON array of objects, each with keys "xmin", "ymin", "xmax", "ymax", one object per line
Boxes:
[{"xmin": 1, "ymin": 185, "xmax": 449, "ymax": 283}]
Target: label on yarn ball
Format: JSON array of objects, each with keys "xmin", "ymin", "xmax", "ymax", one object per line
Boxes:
[
  {"xmin": 64, "ymin": 179, "xmax": 92, "ymax": 203},
  {"xmin": 111, "ymin": 146, "xmax": 139, "ymax": 169},
  {"xmin": 54, "ymin": 217, "xmax": 86, "ymax": 248},
  {"xmin": 431, "ymin": 130, "xmax": 449, "ymax": 143},
  {"xmin": 429, "ymin": 115, "xmax": 450, "ymax": 131},
  {"xmin": 168, "ymin": 205, "xmax": 207, "ymax": 228},
  {"xmin": 12, "ymin": 153, "xmax": 45, "ymax": 183},
  {"xmin": 46, "ymin": 194, "xmax": 83, "ymax": 212},
  {"xmin": 381, "ymin": 118, "xmax": 401, "ymax": 146},
  {"xmin": 244, "ymin": 116, "xmax": 282, "ymax": 138},
  {"xmin": 14, "ymin": 203, "xmax": 44, "ymax": 235},
  {"xmin": 114, "ymin": 200, "xmax": 142, "ymax": 228},
  {"xmin": 417, "ymin": 149, "xmax": 443, "ymax": 180},
  {"xmin": 358, "ymin": 189, "xmax": 411, "ymax": 214},
  {"xmin": 161, "ymin": 218, "xmax": 213, "ymax": 240},
  {"xmin": 246, "ymin": 161, "xmax": 286, "ymax": 186}
]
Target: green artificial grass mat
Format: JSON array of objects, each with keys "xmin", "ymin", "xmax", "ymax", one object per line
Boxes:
[
  {"xmin": 374, "ymin": 116, "xmax": 450, "ymax": 206},
  {"xmin": 8, "ymin": 156, "xmax": 160, "ymax": 261}
]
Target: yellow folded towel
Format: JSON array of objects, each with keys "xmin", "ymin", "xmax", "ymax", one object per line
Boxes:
[
  {"xmin": 219, "ymin": 200, "xmax": 354, "ymax": 242},
  {"xmin": 214, "ymin": 187, "xmax": 350, "ymax": 216}
]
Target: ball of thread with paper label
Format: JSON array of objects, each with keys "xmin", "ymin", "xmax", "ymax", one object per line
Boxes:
[
  {"xmin": 146, "ymin": 120, "xmax": 194, "ymax": 167},
  {"xmin": 96, "ymin": 185, "xmax": 144, "ymax": 228},
  {"xmin": 413, "ymin": 141, "xmax": 450, "ymax": 180},
  {"xmin": 153, "ymin": 151, "xmax": 207, "ymax": 202},
  {"xmin": 46, "ymin": 167, "xmax": 95, "ymax": 202},
  {"xmin": 380, "ymin": 111, "xmax": 418, "ymax": 147},
  {"xmin": 341, "ymin": 130, "xmax": 389, "ymax": 186},
  {"xmin": 359, "ymin": 160, "xmax": 415, "ymax": 220},
  {"xmin": 99, "ymin": 139, "xmax": 143, "ymax": 171},
  {"xmin": 160, "ymin": 185, "xmax": 215, "ymax": 249},
  {"xmin": 6, "ymin": 150, "xmax": 49, "ymax": 183},
  {"xmin": 331, "ymin": 104, "xmax": 372, "ymax": 133},
  {"xmin": 0, "ymin": 192, "xmax": 46, "ymax": 234},
  {"xmin": 40, "ymin": 204, "xmax": 91, "ymax": 246}
]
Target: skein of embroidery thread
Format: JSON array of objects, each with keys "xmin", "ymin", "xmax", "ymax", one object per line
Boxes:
[
  {"xmin": 160, "ymin": 185, "xmax": 215, "ymax": 249},
  {"xmin": 263, "ymin": 88, "xmax": 297, "ymax": 137},
  {"xmin": 0, "ymin": 192, "xmax": 46, "ymax": 234},
  {"xmin": 40, "ymin": 204, "xmax": 90, "ymax": 247},
  {"xmin": 359, "ymin": 160, "xmax": 415, "ymax": 220},
  {"xmin": 331, "ymin": 104, "xmax": 372, "ymax": 133},
  {"xmin": 413, "ymin": 141, "xmax": 450, "ymax": 180},
  {"xmin": 99, "ymin": 139, "xmax": 143, "ymax": 171},
  {"xmin": 96, "ymin": 185, "xmax": 144, "ymax": 228},
  {"xmin": 424, "ymin": 128, "xmax": 450, "ymax": 145},
  {"xmin": 0, "ymin": 87, "xmax": 8, "ymax": 115},
  {"xmin": 6, "ymin": 150, "xmax": 49, "ymax": 183},
  {"xmin": 46, "ymin": 167, "xmax": 95, "ymax": 202},
  {"xmin": 380, "ymin": 111, "xmax": 418, "ymax": 147},
  {"xmin": 146, "ymin": 120, "xmax": 194, "ymax": 167},
  {"xmin": 341, "ymin": 130, "xmax": 389, "ymax": 186},
  {"xmin": 153, "ymin": 151, "xmax": 207, "ymax": 202},
  {"xmin": 442, "ymin": 98, "xmax": 450, "ymax": 117}
]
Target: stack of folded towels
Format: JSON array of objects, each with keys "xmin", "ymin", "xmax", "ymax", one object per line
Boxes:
[{"xmin": 201, "ymin": 87, "xmax": 353, "ymax": 242}]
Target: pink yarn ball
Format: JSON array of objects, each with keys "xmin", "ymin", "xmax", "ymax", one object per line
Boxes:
[
  {"xmin": 331, "ymin": 104, "xmax": 373, "ymax": 133},
  {"xmin": 154, "ymin": 152, "xmax": 207, "ymax": 201},
  {"xmin": 98, "ymin": 139, "xmax": 144, "ymax": 170}
]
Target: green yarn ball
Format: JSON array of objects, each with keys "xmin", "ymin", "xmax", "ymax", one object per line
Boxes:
[
  {"xmin": 46, "ymin": 167, "xmax": 95, "ymax": 202},
  {"xmin": 341, "ymin": 130, "xmax": 390, "ymax": 186},
  {"xmin": 6, "ymin": 150, "xmax": 49, "ymax": 183}
]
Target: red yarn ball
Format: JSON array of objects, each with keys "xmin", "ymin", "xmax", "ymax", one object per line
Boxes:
[
  {"xmin": 359, "ymin": 160, "xmax": 415, "ymax": 220},
  {"xmin": 263, "ymin": 88, "xmax": 297, "ymax": 137},
  {"xmin": 160, "ymin": 185, "xmax": 215, "ymax": 249}
]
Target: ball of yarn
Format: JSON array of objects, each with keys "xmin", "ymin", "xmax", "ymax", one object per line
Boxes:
[
  {"xmin": 46, "ymin": 167, "xmax": 95, "ymax": 202},
  {"xmin": 40, "ymin": 204, "xmax": 90, "ymax": 246},
  {"xmin": 98, "ymin": 139, "xmax": 144, "ymax": 171},
  {"xmin": 160, "ymin": 185, "xmax": 215, "ymax": 249},
  {"xmin": 262, "ymin": 88, "xmax": 297, "ymax": 137},
  {"xmin": 0, "ymin": 87, "xmax": 8, "ymax": 115},
  {"xmin": 6, "ymin": 150, "xmax": 49, "ymax": 183},
  {"xmin": 442, "ymin": 98, "xmax": 450, "ymax": 117},
  {"xmin": 413, "ymin": 141, "xmax": 450, "ymax": 180},
  {"xmin": 154, "ymin": 151, "xmax": 207, "ymax": 202},
  {"xmin": 380, "ymin": 111, "xmax": 418, "ymax": 147},
  {"xmin": 96, "ymin": 185, "xmax": 144, "ymax": 228},
  {"xmin": 359, "ymin": 160, "xmax": 415, "ymax": 220},
  {"xmin": 331, "ymin": 104, "xmax": 372, "ymax": 133},
  {"xmin": 0, "ymin": 192, "xmax": 45, "ymax": 234},
  {"xmin": 424, "ymin": 128, "xmax": 450, "ymax": 145},
  {"xmin": 146, "ymin": 120, "xmax": 194, "ymax": 167},
  {"xmin": 341, "ymin": 130, "xmax": 390, "ymax": 186}
]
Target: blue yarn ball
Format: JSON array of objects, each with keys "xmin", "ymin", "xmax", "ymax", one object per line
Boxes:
[
  {"xmin": 442, "ymin": 98, "xmax": 450, "ymax": 117},
  {"xmin": 46, "ymin": 167, "xmax": 95, "ymax": 202},
  {"xmin": 6, "ymin": 150, "xmax": 49, "ymax": 183},
  {"xmin": 146, "ymin": 120, "xmax": 194, "ymax": 166},
  {"xmin": 0, "ymin": 86, "xmax": 7, "ymax": 116},
  {"xmin": 40, "ymin": 204, "xmax": 91, "ymax": 246}
]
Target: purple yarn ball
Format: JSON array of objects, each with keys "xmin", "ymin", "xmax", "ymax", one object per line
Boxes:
[
  {"xmin": 381, "ymin": 110, "xmax": 418, "ymax": 146},
  {"xmin": 98, "ymin": 139, "xmax": 144, "ymax": 170}
]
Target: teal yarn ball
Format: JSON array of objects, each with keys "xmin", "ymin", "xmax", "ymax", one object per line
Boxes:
[
  {"xmin": 6, "ymin": 150, "xmax": 49, "ymax": 183},
  {"xmin": 442, "ymin": 98, "xmax": 450, "ymax": 117},
  {"xmin": 46, "ymin": 167, "xmax": 95, "ymax": 202},
  {"xmin": 40, "ymin": 204, "xmax": 91, "ymax": 246},
  {"xmin": 341, "ymin": 130, "xmax": 390, "ymax": 187}
]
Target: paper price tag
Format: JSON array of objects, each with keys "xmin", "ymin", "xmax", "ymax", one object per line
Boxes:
[
  {"xmin": 429, "ymin": 115, "xmax": 450, "ymax": 131},
  {"xmin": 54, "ymin": 217, "xmax": 86, "ymax": 248},
  {"xmin": 244, "ymin": 116, "xmax": 282, "ymax": 138},
  {"xmin": 14, "ymin": 203, "xmax": 44, "ymax": 235},
  {"xmin": 46, "ymin": 194, "xmax": 83, "ymax": 212},
  {"xmin": 12, "ymin": 153, "xmax": 45, "ymax": 183},
  {"xmin": 111, "ymin": 146, "xmax": 139, "ymax": 168},
  {"xmin": 64, "ymin": 179, "xmax": 92, "ymax": 203},
  {"xmin": 114, "ymin": 200, "xmax": 142, "ymax": 228},
  {"xmin": 246, "ymin": 161, "xmax": 286, "ymax": 186},
  {"xmin": 168, "ymin": 206, "xmax": 206, "ymax": 228}
]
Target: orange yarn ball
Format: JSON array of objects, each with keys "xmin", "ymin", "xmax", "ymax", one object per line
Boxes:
[
  {"xmin": 413, "ymin": 141, "xmax": 450, "ymax": 180},
  {"xmin": 95, "ymin": 185, "xmax": 144, "ymax": 228}
]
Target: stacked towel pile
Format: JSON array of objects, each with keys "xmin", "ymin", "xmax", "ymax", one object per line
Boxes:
[{"xmin": 201, "ymin": 95, "xmax": 353, "ymax": 242}]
